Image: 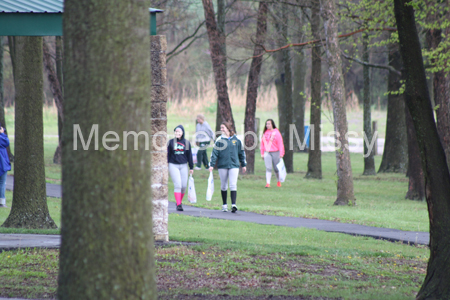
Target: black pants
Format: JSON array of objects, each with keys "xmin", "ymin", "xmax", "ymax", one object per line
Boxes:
[{"xmin": 196, "ymin": 142, "xmax": 210, "ymax": 168}]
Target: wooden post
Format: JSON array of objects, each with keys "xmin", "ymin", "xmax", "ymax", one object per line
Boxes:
[{"xmin": 372, "ymin": 120, "xmax": 378, "ymax": 155}]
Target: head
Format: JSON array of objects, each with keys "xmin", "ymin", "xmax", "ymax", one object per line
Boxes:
[
  {"xmin": 174, "ymin": 125, "xmax": 184, "ymax": 139},
  {"xmin": 220, "ymin": 121, "xmax": 235, "ymax": 137},
  {"xmin": 196, "ymin": 114, "xmax": 205, "ymax": 124},
  {"xmin": 264, "ymin": 119, "xmax": 276, "ymax": 133}
]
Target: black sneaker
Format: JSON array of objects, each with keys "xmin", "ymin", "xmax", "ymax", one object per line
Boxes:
[
  {"xmin": 231, "ymin": 206, "xmax": 238, "ymax": 213},
  {"xmin": 176, "ymin": 204, "xmax": 184, "ymax": 211}
]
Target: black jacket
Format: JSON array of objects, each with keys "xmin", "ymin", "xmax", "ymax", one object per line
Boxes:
[{"xmin": 167, "ymin": 125, "xmax": 194, "ymax": 169}]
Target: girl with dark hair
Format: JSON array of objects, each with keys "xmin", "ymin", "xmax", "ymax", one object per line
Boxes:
[
  {"xmin": 209, "ymin": 122, "xmax": 246, "ymax": 213},
  {"xmin": 260, "ymin": 119, "xmax": 284, "ymax": 188},
  {"xmin": 167, "ymin": 125, "xmax": 194, "ymax": 211}
]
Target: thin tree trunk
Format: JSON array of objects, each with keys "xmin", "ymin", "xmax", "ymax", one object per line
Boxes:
[
  {"xmin": 244, "ymin": 1, "xmax": 268, "ymax": 174},
  {"xmin": 362, "ymin": 33, "xmax": 376, "ymax": 175},
  {"xmin": 305, "ymin": 0, "xmax": 322, "ymax": 179},
  {"xmin": 2, "ymin": 37, "xmax": 56, "ymax": 229},
  {"xmin": 393, "ymin": 1, "xmax": 450, "ymax": 298},
  {"xmin": 202, "ymin": 0, "xmax": 235, "ymax": 131},
  {"xmin": 57, "ymin": 0, "xmax": 156, "ymax": 298},
  {"xmin": 321, "ymin": 0, "xmax": 355, "ymax": 205},
  {"xmin": 54, "ymin": 36, "xmax": 64, "ymax": 164},
  {"xmin": 215, "ymin": 0, "xmax": 227, "ymax": 134},
  {"xmin": 0, "ymin": 37, "xmax": 13, "ymax": 162},
  {"xmin": 293, "ymin": 49, "xmax": 306, "ymax": 152},
  {"xmin": 405, "ymin": 104, "xmax": 425, "ymax": 200},
  {"xmin": 378, "ymin": 39, "xmax": 407, "ymax": 173}
]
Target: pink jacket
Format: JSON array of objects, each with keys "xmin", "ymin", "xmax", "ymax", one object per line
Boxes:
[{"xmin": 260, "ymin": 128, "xmax": 285, "ymax": 157}]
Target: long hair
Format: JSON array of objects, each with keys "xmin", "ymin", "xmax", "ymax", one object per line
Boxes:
[
  {"xmin": 221, "ymin": 121, "xmax": 235, "ymax": 136},
  {"xmin": 263, "ymin": 119, "xmax": 277, "ymax": 134}
]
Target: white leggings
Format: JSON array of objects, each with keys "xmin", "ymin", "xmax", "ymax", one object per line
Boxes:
[
  {"xmin": 169, "ymin": 163, "xmax": 188, "ymax": 193},
  {"xmin": 218, "ymin": 168, "xmax": 239, "ymax": 191}
]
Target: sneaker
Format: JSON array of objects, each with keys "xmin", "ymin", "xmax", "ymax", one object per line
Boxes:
[
  {"xmin": 265, "ymin": 183, "xmax": 270, "ymax": 188},
  {"xmin": 176, "ymin": 204, "xmax": 184, "ymax": 211},
  {"xmin": 222, "ymin": 205, "xmax": 228, "ymax": 212},
  {"xmin": 277, "ymin": 181, "xmax": 281, "ymax": 187},
  {"xmin": 0, "ymin": 204, "xmax": 7, "ymax": 208},
  {"xmin": 231, "ymin": 205, "xmax": 238, "ymax": 213},
  {"xmin": 194, "ymin": 166, "xmax": 201, "ymax": 170}
]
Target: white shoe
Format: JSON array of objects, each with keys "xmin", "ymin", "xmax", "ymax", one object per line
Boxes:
[
  {"xmin": 222, "ymin": 205, "xmax": 228, "ymax": 212},
  {"xmin": 194, "ymin": 167, "xmax": 201, "ymax": 170}
]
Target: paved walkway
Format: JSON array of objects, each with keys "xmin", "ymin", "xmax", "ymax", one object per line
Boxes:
[{"xmin": 1, "ymin": 175, "xmax": 429, "ymax": 251}]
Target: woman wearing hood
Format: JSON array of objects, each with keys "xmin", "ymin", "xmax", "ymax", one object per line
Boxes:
[
  {"xmin": 260, "ymin": 119, "xmax": 284, "ymax": 188},
  {"xmin": 167, "ymin": 125, "xmax": 194, "ymax": 211},
  {"xmin": 209, "ymin": 121, "xmax": 246, "ymax": 213}
]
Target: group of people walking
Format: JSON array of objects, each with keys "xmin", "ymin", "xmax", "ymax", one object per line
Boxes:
[{"xmin": 167, "ymin": 115, "xmax": 284, "ymax": 212}]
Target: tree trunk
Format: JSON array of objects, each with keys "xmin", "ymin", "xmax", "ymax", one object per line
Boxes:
[
  {"xmin": 293, "ymin": 49, "xmax": 307, "ymax": 152},
  {"xmin": 215, "ymin": 0, "xmax": 227, "ymax": 134},
  {"xmin": 54, "ymin": 36, "xmax": 64, "ymax": 165},
  {"xmin": 1, "ymin": 37, "xmax": 56, "ymax": 229},
  {"xmin": 405, "ymin": 104, "xmax": 425, "ymax": 200},
  {"xmin": 0, "ymin": 37, "xmax": 13, "ymax": 162},
  {"xmin": 305, "ymin": 0, "xmax": 322, "ymax": 179},
  {"xmin": 202, "ymin": 0, "xmax": 235, "ymax": 131},
  {"xmin": 57, "ymin": 0, "xmax": 156, "ymax": 298},
  {"xmin": 378, "ymin": 39, "xmax": 407, "ymax": 173},
  {"xmin": 321, "ymin": 0, "xmax": 355, "ymax": 205},
  {"xmin": 393, "ymin": 1, "xmax": 450, "ymax": 298},
  {"xmin": 362, "ymin": 33, "xmax": 376, "ymax": 175},
  {"xmin": 427, "ymin": 28, "xmax": 450, "ymax": 170},
  {"xmin": 244, "ymin": 1, "xmax": 268, "ymax": 174}
]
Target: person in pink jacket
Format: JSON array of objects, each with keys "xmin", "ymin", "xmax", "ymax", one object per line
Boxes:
[{"xmin": 260, "ymin": 119, "xmax": 285, "ymax": 188}]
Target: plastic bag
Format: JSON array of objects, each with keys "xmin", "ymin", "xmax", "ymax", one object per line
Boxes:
[
  {"xmin": 276, "ymin": 158, "xmax": 287, "ymax": 183},
  {"xmin": 188, "ymin": 175, "xmax": 197, "ymax": 203},
  {"xmin": 191, "ymin": 148, "xmax": 198, "ymax": 164},
  {"xmin": 206, "ymin": 171, "xmax": 214, "ymax": 201}
]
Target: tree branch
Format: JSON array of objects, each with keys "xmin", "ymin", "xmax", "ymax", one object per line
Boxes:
[
  {"xmin": 167, "ymin": 20, "xmax": 206, "ymax": 58},
  {"xmin": 341, "ymin": 52, "xmax": 401, "ymax": 75}
]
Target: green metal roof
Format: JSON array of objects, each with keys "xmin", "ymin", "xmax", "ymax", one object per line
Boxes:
[{"xmin": 0, "ymin": 0, "xmax": 63, "ymax": 13}]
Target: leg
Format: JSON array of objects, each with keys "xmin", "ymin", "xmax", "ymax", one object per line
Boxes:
[
  {"xmin": 271, "ymin": 151, "xmax": 281, "ymax": 186},
  {"xmin": 218, "ymin": 169, "xmax": 229, "ymax": 210},
  {"xmin": 229, "ymin": 168, "xmax": 239, "ymax": 212},
  {"xmin": 202, "ymin": 148, "xmax": 209, "ymax": 169},
  {"xmin": 0, "ymin": 172, "xmax": 6, "ymax": 207},
  {"xmin": 180, "ymin": 164, "xmax": 189, "ymax": 202},
  {"xmin": 169, "ymin": 163, "xmax": 183, "ymax": 206},
  {"xmin": 264, "ymin": 152, "xmax": 273, "ymax": 186},
  {"xmin": 196, "ymin": 149, "xmax": 204, "ymax": 169}
]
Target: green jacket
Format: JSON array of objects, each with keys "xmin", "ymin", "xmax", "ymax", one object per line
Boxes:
[{"xmin": 209, "ymin": 135, "xmax": 247, "ymax": 169}]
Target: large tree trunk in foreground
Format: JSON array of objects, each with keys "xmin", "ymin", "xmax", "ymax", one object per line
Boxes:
[
  {"xmin": 244, "ymin": 1, "xmax": 267, "ymax": 174},
  {"xmin": 378, "ymin": 40, "xmax": 407, "ymax": 173},
  {"xmin": 405, "ymin": 104, "xmax": 425, "ymax": 200},
  {"xmin": 394, "ymin": 1, "xmax": 450, "ymax": 298},
  {"xmin": 202, "ymin": 0, "xmax": 235, "ymax": 131},
  {"xmin": 0, "ymin": 37, "xmax": 13, "ymax": 162},
  {"xmin": 305, "ymin": 0, "xmax": 322, "ymax": 179},
  {"xmin": 362, "ymin": 33, "xmax": 376, "ymax": 175},
  {"xmin": 57, "ymin": 0, "xmax": 156, "ymax": 299},
  {"xmin": 321, "ymin": 0, "xmax": 355, "ymax": 205},
  {"xmin": 2, "ymin": 37, "xmax": 56, "ymax": 229},
  {"xmin": 292, "ymin": 49, "xmax": 307, "ymax": 152}
]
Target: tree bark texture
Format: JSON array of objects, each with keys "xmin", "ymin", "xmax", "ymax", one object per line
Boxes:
[
  {"xmin": 58, "ymin": 0, "xmax": 156, "ymax": 299},
  {"xmin": 0, "ymin": 37, "xmax": 13, "ymax": 162},
  {"xmin": 394, "ymin": 1, "xmax": 450, "ymax": 298},
  {"xmin": 362, "ymin": 33, "xmax": 376, "ymax": 175},
  {"xmin": 305, "ymin": 0, "xmax": 322, "ymax": 179},
  {"xmin": 2, "ymin": 37, "xmax": 56, "ymax": 229},
  {"xmin": 215, "ymin": 0, "xmax": 227, "ymax": 134},
  {"xmin": 293, "ymin": 49, "xmax": 307, "ymax": 152},
  {"xmin": 54, "ymin": 36, "xmax": 64, "ymax": 164},
  {"xmin": 378, "ymin": 40, "xmax": 407, "ymax": 173},
  {"xmin": 202, "ymin": 0, "xmax": 235, "ymax": 131},
  {"xmin": 405, "ymin": 104, "xmax": 425, "ymax": 200},
  {"xmin": 244, "ymin": 1, "xmax": 268, "ymax": 174},
  {"xmin": 321, "ymin": 0, "xmax": 355, "ymax": 205}
]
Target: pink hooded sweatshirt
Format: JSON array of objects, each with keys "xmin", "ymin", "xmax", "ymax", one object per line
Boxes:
[{"xmin": 260, "ymin": 128, "xmax": 285, "ymax": 157}]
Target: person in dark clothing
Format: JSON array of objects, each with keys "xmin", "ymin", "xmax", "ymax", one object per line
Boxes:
[
  {"xmin": 167, "ymin": 125, "xmax": 194, "ymax": 211},
  {"xmin": 0, "ymin": 126, "xmax": 11, "ymax": 208}
]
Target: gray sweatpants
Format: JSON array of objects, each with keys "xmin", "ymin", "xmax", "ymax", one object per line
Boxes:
[
  {"xmin": 169, "ymin": 163, "xmax": 188, "ymax": 193},
  {"xmin": 218, "ymin": 168, "xmax": 239, "ymax": 191},
  {"xmin": 264, "ymin": 151, "xmax": 280, "ymax": 173}
]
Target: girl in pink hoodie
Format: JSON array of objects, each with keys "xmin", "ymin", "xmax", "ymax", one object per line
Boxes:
[{"xmin": 260, "ymin": 119, "xmax": 285, "ymax": 187}]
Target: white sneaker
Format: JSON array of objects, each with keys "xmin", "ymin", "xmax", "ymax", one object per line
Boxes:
[
  {"xmin": 194, "ymin": 167, "xmax": 201, "ymax": 170},
  {"xmin": 222, "ymin": 205, "xmax": 228, "ymax": 212}
]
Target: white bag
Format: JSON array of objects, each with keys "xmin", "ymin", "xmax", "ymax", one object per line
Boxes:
[
  {"xmin": 276, "ymin": 158, "xmax": 287, "ymax": 183},
  {"xmin": 191, "ymin": 148, "xmax": 198, "ymax": 164},
  {"xmin": 206, "ymin": 171, "xmax": 214, "ymax": 201},
  {"xmin": 188, "ymin": 175, "xmax": 197, "ymax": 203}
]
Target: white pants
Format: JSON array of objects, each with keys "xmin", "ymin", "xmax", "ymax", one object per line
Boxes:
[
  {"xmin": 218, "ymin": 168, "xmax": 239, "ymax": 191},
  {"xmin": 169, "ymin": 163, "xmax": 188, "ymax": 193}
]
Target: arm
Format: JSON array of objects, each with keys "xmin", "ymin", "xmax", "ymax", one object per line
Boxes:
[
  {"xmin": 260, "ymin": 132, "xmax": 265, "ymax": 156},
  {"xmin": 167, "ymin": 140, "xmax": 172, "ymax": 163},
  {"xmin": 209, "ymin": 141, "xmax": 219, "ymax": 168},
  {"xmin": 205, "ymin": 122, "xmax": 215, "ymax": 141},
  {"xmin": 238, "ymin": 140, "xmax": 247, "ymax": 167},
  {"xmin": 0, "ymin": 134, "xmax": 10, "ymax": 148},
  {"xmin": 186, "ymin": 141, "xmax": 194, "ymax": 170},
  {"xmin": 277, "ymin": 130, "xmax": 285, "ymax": 157}
]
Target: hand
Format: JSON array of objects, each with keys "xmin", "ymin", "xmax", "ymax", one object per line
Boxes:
[
  {"xmin": 280, "ymin": 155, "xmax": 284, "ymax": 158},
  {"xmin": 189, "ymin": 169, "xmax": 194, "ymax": 175},
  {"xmin": 0, "ymin": 127, "xmax": 4, "ymax": 134},
  {"xmin": 209, "ymin": 167, "xmax": 214, "ymax": 172},
  {"xmin": 242, "ymin": 167, "xmax": 246, "ymax": 173},
  {"xmin": 261, "ymin": 155, "xmax": 264, "ymax": 160}
]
